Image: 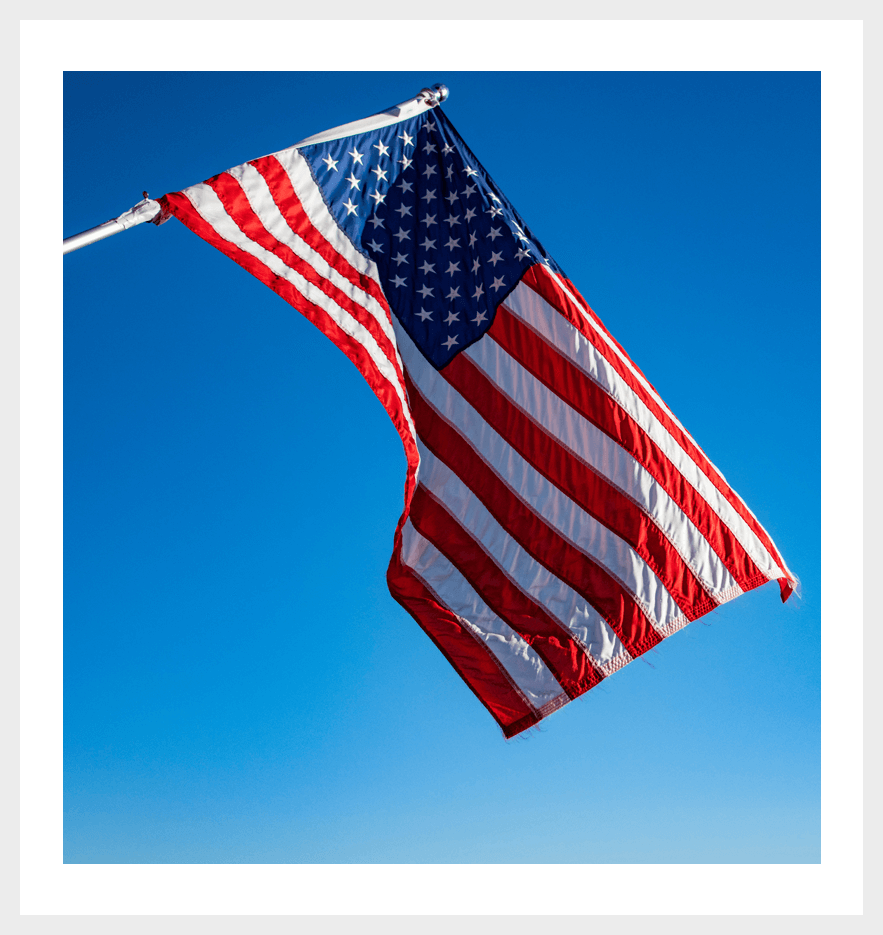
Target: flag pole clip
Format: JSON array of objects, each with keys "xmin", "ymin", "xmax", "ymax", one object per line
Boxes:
[{"xmin": 63, "ymin": 194, "xmax": 164, "ymax": 255}]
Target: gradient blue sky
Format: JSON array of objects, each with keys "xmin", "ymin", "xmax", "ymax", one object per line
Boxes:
[{"xmin": 60, "ymin": 68, "xmax": 824, "ymax": 867}]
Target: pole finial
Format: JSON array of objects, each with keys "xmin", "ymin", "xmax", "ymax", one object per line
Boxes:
[{"xmin": 420, "ymin": 84, "xmax": 449, "ymax": 107}]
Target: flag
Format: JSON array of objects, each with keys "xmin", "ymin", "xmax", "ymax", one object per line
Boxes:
[{"xmin": 156, "ymin": 87, "xmax": 797, "ymax": 738}]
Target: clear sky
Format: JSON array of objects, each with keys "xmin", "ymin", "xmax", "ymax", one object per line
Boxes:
[{"xmin": 62, "ymin": 69, "xmax": 821, "ymax": 865}]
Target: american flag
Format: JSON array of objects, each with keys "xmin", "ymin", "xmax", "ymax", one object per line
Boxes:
[{"xmin": 157, "ymin": 88, "xmax": 797, "ymax": 738}]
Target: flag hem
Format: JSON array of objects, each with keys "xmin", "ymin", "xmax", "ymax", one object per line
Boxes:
[{"xmin": 293, "ymin": 94, "xmax": 438, "ymax": 150}]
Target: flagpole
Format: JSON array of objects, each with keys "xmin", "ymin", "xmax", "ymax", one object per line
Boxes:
[
  {"xmin": 63, "ymin": 195, "xmax": 163, "ymax": 255},
  {"xmin": 62, "ymin": 84, "xmax": 450, "ymax": 255}
]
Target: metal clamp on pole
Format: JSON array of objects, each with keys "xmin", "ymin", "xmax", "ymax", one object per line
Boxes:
[{"xmin": 63, "ymin": 195, "xmax": 163, "ymax": 255}]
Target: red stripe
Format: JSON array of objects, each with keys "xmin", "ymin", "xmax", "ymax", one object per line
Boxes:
[
  {"xmin": 409, "ymin": 484, "xmax": 601, "ymax": 700},
  {"xmin": 440, "ymin": 352, "xmax": 668, "ymax": 651},
  {"xmin": 158, "ymin": 190, "xmax": 418, "ymax": 476},
  {"xmin": 386, "ymin": 543, "xmax": 540, "ymax": 738},
  {"xmin": 248, "ymin": 155, "xmax": 392, "ymax": 323},
  {"xmin": 558, "ymin": 274, "xmax": 655, "ymax": 391},
  {"xmin": 404, "ymin": 373, "xmax": 651, "ymax": 663},
  {"xmin": 525, "ymin": 265, "xmax": 792, "ymax": 583},
  {"xmin": 490, "ymin": 303, "xmax": 765, "ymax": 604},
  {"xmin": 215, "ymin": 162, "xmax": 419, "ymax": 560},
  {"xmin": 206, "ymin": 170, "xmax": 404, "ymax": 385}
]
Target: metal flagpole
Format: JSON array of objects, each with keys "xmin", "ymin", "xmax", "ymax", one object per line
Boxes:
[
  {"xmin": 62, "ymin": 84, "xmax": 450, "ymax": 255},
  {"xmin": 63, "ymin": 194, "xmax": 164, "ymax": 255}
]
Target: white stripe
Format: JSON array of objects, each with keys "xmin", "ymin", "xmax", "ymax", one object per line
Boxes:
[
  {"xmin": 179, "ymin": 181, "xmax": 417, "ymax": 451},
  {"xmin": 417, "ymin": 444, "xmax": 627, "ymax": 668},
  {"xmin": 396, "ymin": 323, "xmax": 689, "ymax": 631},
  {"xmin": 508, "ymin": 279, "xmax": 734, "ymax": 514},
  {"xmin": 274, "ymin": 148, "xmax": 378, "ymax": 278},
  {"xmin": 271, "ymin": 150, "xmax": 420, "ymax": 449},
  {"xmin": 549, "ymin": 269, "xmax": 796, "ymax": 589},
  {"xmin": 227, "ymin": 162, "xmax": 399, "ymax": 350},
  {"xmin": 400, "ymin": 520, "xmax": 567, "ymax": 710},
  {"xmin": 463, "ymin": 328, "xmax": 754, "ymax": 598},
  {"xmin": 506, "ymin": 280, "xmax": 785, "ymax": 582},
  {"xmin": 547, "ymin": 269, "xmax": 697, "ymax": 446}
]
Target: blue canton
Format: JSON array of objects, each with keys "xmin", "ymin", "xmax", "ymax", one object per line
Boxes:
[{"xmin": 298, "ymin": 110, "xmax": 563, "ymax": 370}]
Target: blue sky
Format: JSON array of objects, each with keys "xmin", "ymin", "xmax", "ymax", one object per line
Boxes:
[{"xmin": 60, "ymin": 69, "xmax": 822, "ymax": 866}]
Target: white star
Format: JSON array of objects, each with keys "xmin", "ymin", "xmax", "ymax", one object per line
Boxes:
[
  {"xmin": 445, "ymin": 214, "xmax": 460, "ymax": 227},
  {"xmin": 446, "ymin": 190, "xmax": 458, "ymax": 205},
  {"xmin": 392, "ymin": 274, "xmax": 407, "ymax": 288},
  {"xmin": 420, "ymin": 260, "xmax": 435, "ymax": 274},
  {"xmin": 371, "ymin": 165, "xmax": 388, "ymax": 182},
  {"xmin": 367, "ymin": 215, "xmax": 385, "ymax": 228},
  {"xmin": 345, "ymin": 172, "xmax": 360, "ymax": 190},
  {"xmin": 393, "ymin": 252, "xmax": 409, "ymax": 266},
  {"xmin": 489, "ymin": 251, "xmax": 503, "ymax": 266},
  {"xmin": 464, "ymin": 166, "xmax": 478, "ymax": 177},
  {"xmin": 443, "ymin": 334, "xmax": 459, "ymax": 350},
  {"xmin": 445, "ymin": 260, "xmax": 460, "ymax": 276},
  {"xmin": 322, "ymin": 154, "xmax": 338, "ymax": 171},
  {"xmin": 471, "ymin": 257, "xmax": 481, "ymax": 274},
  {"xmin": 422, "ymin": 189, "xmax": 437, "ymax": 203},
  {"xmin": 423, "ymin": 140, "xmax": 437, "ymax": 154},
  {"xmin": 442, "ymin": 142, "xmax": 455, "ymax": 154},
  {"xmin": 422, "ymin": 214, "xmax": 437, "ymax": 227},
  {"xmin": 463, "ymin": 183, "xmax": 477, "ymax": 197},
  {"xmin": 417, "ymin": 307, "xmax": 433, "ymax": 321},
  {"xmin": 394, "ymin": 227, "xmax": 411, "ymax": 242},
  {"xmin": 425, "ymin": 119, "xmax": 436, "ymax": 131},
  {"xmin": 369, "ymin": 190, "xmax": 386, "ymax": 205},
  {"xmin": 515, "ymin": 246, "xmax": 531, "ymax": 261},
  {"xmin": 445, "ymin": 310, "xmax": 460, "ymax": 325},
  {"xmin": 399, "ymin": 131, "xmax": 414, "ymax": 147},
  {"xmin": 444, "ymin": 236, "xmax": 460, "ymax": 250},
  {"xmin": 348, "ymin": 147, "xmax": 364, "ymax": 165},
  {"xmin": 418, "ymin": 284, "xmax": 434, "ymax": 298},
  {"xmin": 374, "ymin": 140, "xmax": 390, "ymax": 158},
  {"xmin": 489, "ymin": 192, "xmax": 501, "ymax": 203},
  {"xmin": 367, "ymin": 239, "xmax": 383, "ymax": 252},
  {"xmin": 473, "ymin": 309, "xmax": 487, "ymax": 325},
  {"xmin": 423, "ymin": 164, "xmax": 437, "ymax": 178},
  {"xmin": 469, "ymin": 233, "xmax": 478, "ymax": 248},
  {"xmin": 491, "ymin": 276, "xmax": 506, "ymax": 291},
  {"xmin": 446, "ymin": 165, "xmax": 455, "ymax": 180},
  {"xmin": 395, "ymin": 203, "xmax": 413, "ymax": 217},
  {"xmin": 420, "ymin": 236, "xmax": 436, "ymax": 250},
  {"xmin": 488, "ymin": 227, "xmax": 503, "ymax": 241},
  {"xmin": 464, "ymin": 207, "xmax": 477, "ymax": 222},
  {"xmin": 487, "ymin": 204, "xmax": 503, "ymax": 217},
  {"xmin": 343, "ymin": 198, "xmax": 358, "ymax": 216},
  {"xmin": 399, "ymin": 155, "xmax": 412, "ymax": 170},
  {"xmin": 473, "ymin": 284, "xmax": 485, "ymax": 301},
  {"xmin": 398, "ymin": 178, "xmax": 414, "ymax": 193},
  {"xmin": 447, "ymin": 286, "xmax": 460, "ymax": 301}
]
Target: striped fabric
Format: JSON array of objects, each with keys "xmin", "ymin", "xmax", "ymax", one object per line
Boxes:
[{"xmin": 158, "ymin": 91, "xmax": 796, "ymax": 737}]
